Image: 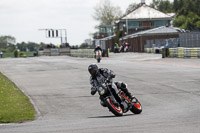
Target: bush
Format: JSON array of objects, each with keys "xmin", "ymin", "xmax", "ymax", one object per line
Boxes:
[
  {"xmin": 14, "ymin": 49, "xmax": 18, "ymax": 57},
  {"xmin": 19, "ymin": 52, "xmax": 26, "ymax": 57}
]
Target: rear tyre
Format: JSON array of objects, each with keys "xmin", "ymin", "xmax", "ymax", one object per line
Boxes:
[
  {"xmin": 130, "ymin": 98, "xmax": 142, "ymax": 114},
  {"xmin": 104, "ymin": 97, "xmax": 123, "ymax": 116}
]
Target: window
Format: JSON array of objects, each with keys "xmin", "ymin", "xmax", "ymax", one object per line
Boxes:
[
  {"xmin": 100, "ymin": 27, "xmax": 106, "ymax": 33},
  {"xmin": 107, "ymin": 27, "xmax": 112, "ymax": 33},
  {"xmin": 151, "ymin": 21, "xmax": 154, "ymax": 28},
  {"xmin": 154, "ymin": 20, "xmax": 168, "ymax": 27},
  {"xmin": 128, "ymin": 21, "xmax": 139, "ymax": 29},
  {"xmin": 119, "ymin": 23, "xmax": 123, "ymax": 31},
  {"xmin": 139, "ymin": 22, "xmax": 143, "ymax": 28}
]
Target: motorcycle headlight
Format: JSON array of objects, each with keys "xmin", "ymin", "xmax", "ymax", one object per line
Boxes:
[{"xmin": 98, "ymin": 87, "xmax": 105, "ymax": 95}]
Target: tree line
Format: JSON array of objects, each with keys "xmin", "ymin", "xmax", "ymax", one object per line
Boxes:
[
  {"xmin": 151, "ymin": 0, "xmax": 200, "ymax": 30},
  {"xmin": 0, "ymin": 35, "xmax": 50, "ymax": 52}
]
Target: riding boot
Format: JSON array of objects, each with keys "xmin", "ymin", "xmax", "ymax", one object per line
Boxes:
[{"xmin": 120, "ymin": 83, "xmax": 134, "ymax": 100}]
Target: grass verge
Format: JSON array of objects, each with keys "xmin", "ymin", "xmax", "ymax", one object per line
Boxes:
[
  {"xmin": 3, "ymin": 51, "xmax": 35, "ymax": 58},
  {"xmin": 0, "ymin": 72, "xmax": 35, "ymax": 123}
]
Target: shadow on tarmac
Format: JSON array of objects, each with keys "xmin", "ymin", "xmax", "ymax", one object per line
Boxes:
[{"xmin": 88, "ymin": 113, "xmax": 135, "ymax": 119}]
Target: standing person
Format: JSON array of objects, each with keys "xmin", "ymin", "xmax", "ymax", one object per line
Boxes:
[
  {"xmin": 0, "ymin": 51, "xmax": 3, "ymax": 58},
  {"xmin": 114, "ymin": 43, "xmax": 119, "ymax": 53},
  {"xmin": 120, "ymin": 41, "xmax": 125, "ymax": 52},
  {"xmin": 124, "ymin": 42, "xmax": 129, "ymax": 52}
]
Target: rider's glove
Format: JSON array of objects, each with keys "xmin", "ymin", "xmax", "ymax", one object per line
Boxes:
[
  {"xmin": 105, "ymin": 78, "xmax": 111, "ymax": 83},
  {"xmin": 91, "ymin": 87, "xmax": 97, "ymax": 95}
]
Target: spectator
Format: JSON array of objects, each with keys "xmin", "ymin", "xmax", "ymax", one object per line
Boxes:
[{"xmin": 0, "ymin": 51, "xmax": 3, "ymax": 58}]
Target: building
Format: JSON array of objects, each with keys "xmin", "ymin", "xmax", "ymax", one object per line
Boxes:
[
  {"xmin": 93, "ymin": 1, "xmax": 179, "ymax": 52},
  {"xmin": 93, "ymin": 25, "xmax": 114, "ymax": 50}
]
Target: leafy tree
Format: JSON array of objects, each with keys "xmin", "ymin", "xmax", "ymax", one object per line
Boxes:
[
  {"xmin": 173, "ymin": 15, "xmax": 186, "ymax": 27},
  {"xmin": 14, "ymin": 49, "xmax": 18, "ymax": 57},
  {"xmin": 125, "ymin": 3, "xmax": 141, "ymax": 15},
  {"xmin": 70, "ymin": 45, "xmax": 79, "ymax": 49},
  {"xmin": 27, "ymin": 42, "xmax": 39, "ymax": 51},
  {"xmin": 114, "ymin": 30, "xmax": 121, "ymax": 45},
  {"xmin": 0, "ymin": 36, "xmax": 16, "ymax": 49},
  {"xmin": 93, "ymin": 0, "xmax": 122, "ymax": 25},
  {"xmin": 6, "ymin": 44, "xmax": 16, "ymax": 52},
  {"xmin": 79, "ymin": 43, "xmax": 88, "ymax": 49},
  {"xmin": 150, "ymin": 0, "xmax": 162, "ymax": 9},
  {"xmin": 173, "ymin": 0, "xmax": 200, "ymax": 30},
  {"xmin": 16, "ymin": 42, "xmax": 27, "ymax": 51},
  {"xmin": 149, "ymin": 0, "xmax": 200, "ymax": 30},
  {"xmin": 39, "ymin": 42, "xmax": 46, "ymax": 50},
  {"xmin": 151, "ymin": 0, "xmax": 173, "ymax": 13},
  {"xmin": 173, "ymin": 0, "xmax": 179, "ymax": 11}
]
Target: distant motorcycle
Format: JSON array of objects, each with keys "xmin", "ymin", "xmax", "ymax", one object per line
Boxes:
[
  {"xmin": 97, "ymin": 79, "xmax": 142, "ymax": 116},
  {"xmin": 95, "ymin": 50, "xmax": 102, "ymax": 63}
]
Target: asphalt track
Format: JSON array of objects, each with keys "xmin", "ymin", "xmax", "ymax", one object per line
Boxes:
[{"xmin": 0, "ymin": 53, "xmax": 200, "ymax": 133}]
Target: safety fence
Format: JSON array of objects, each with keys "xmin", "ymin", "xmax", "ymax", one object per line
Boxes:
[
  {"xmin": 168, "ymin": 47, "xmax": 200, "ymax": 58},
  {"xmin": 43, "ymin": 48, "xmax": 70, "ymax": 56},
  {"xmin": 145, "ymin": 48, "xmax": 154, "ymax": 53},
  {"xmin": 42, "ymin": 48, "xmax": 95, "ymax": 58},
  {"xmin": 145, "ymin": 48, "xmax": 162, "ymax": 54},
  {"xmin": 145, "ymin": 47, "xmax": 200, "ymax": 58},
  {"xmin": 70, "ymin": 49, "xmax": 94, "ymax": 58}
]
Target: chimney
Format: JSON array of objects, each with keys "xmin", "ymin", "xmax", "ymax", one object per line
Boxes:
[{"xmin": 141, "ymin": 0, "xmax": 145, "ymax": 5}]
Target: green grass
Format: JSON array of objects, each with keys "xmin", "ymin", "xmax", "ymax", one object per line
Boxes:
[
  {"xmin": 0, "ymin": 72, "xmax": 35, "ymax": 123},
  {"xmin": 2, "ymin": 51, "xmax": 35, "ymax": 58}
]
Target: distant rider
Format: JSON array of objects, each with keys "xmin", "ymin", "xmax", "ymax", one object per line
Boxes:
[
  {"xmin": 88, "ymin": 64, "xmax": 134, "ymax": 106},
  {"xmin": 94, "ymin": 45, "xmax": 102, "ymax": 53},
  {"xmin": 94, "ymin": 45, "xmax": 103, "ymax": 58}
]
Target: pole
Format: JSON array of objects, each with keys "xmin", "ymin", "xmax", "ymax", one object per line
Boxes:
[
  {"xmin": 65, "ymin": 29, "xmax": 67, "ymax": 43},
  {"xmin": 60, "ymin": 29, "xmax": 63, "ymax": 45},
  {"xmin": 126, "ymin": 19, "xmax": 128, "ymax": 35}
]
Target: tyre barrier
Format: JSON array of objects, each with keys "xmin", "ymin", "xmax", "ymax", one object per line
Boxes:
[
  {"xmin": 177, "ymin": 47, "xmax": 184, "ymax": 58},
  {"xmin": 145, "ymin": 48, "xmax": 154, "ymax": 53},
  {"xmin": 146, "ymin": 47, "xmax": 200, "ymax": 58},
  {"xmin": 169, "ymin": 48, "xmax": 177, "ymax": 58},
  {"xmin": 168, "ymin": 48, "xmax": 200, "ymax": 58}
]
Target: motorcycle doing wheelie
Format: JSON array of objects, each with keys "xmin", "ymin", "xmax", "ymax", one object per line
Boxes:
[{"xmin": 97, "ymin": 79, "xmax": 142, "ymax": 116}]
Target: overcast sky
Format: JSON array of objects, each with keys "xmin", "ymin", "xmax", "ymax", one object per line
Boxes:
[{"xmin": 0, "ymin": 0, "xmax": 170, "ymax": 45}]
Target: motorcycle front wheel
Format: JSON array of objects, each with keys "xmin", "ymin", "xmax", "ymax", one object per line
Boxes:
[
  {"xmin": 130, "ymin": 97, "xmax": 142, "ymax": 114},
  {"xmin": 104, "ymin": 97, "xmax": 123, "ymax": 116}
]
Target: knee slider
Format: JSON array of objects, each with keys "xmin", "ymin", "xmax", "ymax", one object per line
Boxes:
[{"xmin": 121, "ymin": 82, "xmax": 127, "ymax": 89}]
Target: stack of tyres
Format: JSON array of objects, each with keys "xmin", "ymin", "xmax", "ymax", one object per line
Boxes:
[
  {"xmin": 184, "ymin": 48, "xmax": 191, "ymax": 58},
  {"xmin": 190, "ymin": 48, "xmax": 198, "ymax": 58},
  {"xmin": 178, "ymin": 47, "xmax": 184, "ymax": 58}
]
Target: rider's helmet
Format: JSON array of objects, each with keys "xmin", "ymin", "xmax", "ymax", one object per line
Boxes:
[{"xmin": 88, "ymin": 64, "xmax": 99, "ymax": 77}]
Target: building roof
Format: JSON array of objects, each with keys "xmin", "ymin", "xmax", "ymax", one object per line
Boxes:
[
  {"xmin": 120, "ymin": 26, "xmax": 179, "ymax": 40},
  {"xmin": 94, "ymin": 34, "xmax": 115, "ymax": 41},
  {"xmin": 121, "ymin": 4, "xmax": 173, "ymax": 20}
]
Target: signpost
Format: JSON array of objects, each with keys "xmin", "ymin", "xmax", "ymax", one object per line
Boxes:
[{"xmin": 39, "ymin": 29, "xmax": 67, "ymax": 45}]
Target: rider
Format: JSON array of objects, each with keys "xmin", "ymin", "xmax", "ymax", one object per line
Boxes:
[
  {"xmin": 94, "ymin": 45, "xmax": 103, "ymax": 58},
  {"xmin": 94, "ymin": 45, "xmax": 102, "ymax": 52},
  {"xmin": 88, "ymin": 64, "xmax": 134, "ymax": 106}
]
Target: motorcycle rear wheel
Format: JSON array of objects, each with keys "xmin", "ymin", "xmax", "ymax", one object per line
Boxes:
[{"xmin": 104, "ymin": 97, "xmax": 123, "ymax": 116}]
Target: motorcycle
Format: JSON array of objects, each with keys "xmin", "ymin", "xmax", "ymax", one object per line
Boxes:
[
  {"xmin": 95, "ymin": 50, "xmax": 102, "ymax": 63},
  {"xmin": 97, "ymin": 79, "xmax": 142, "ymax": 116}
]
